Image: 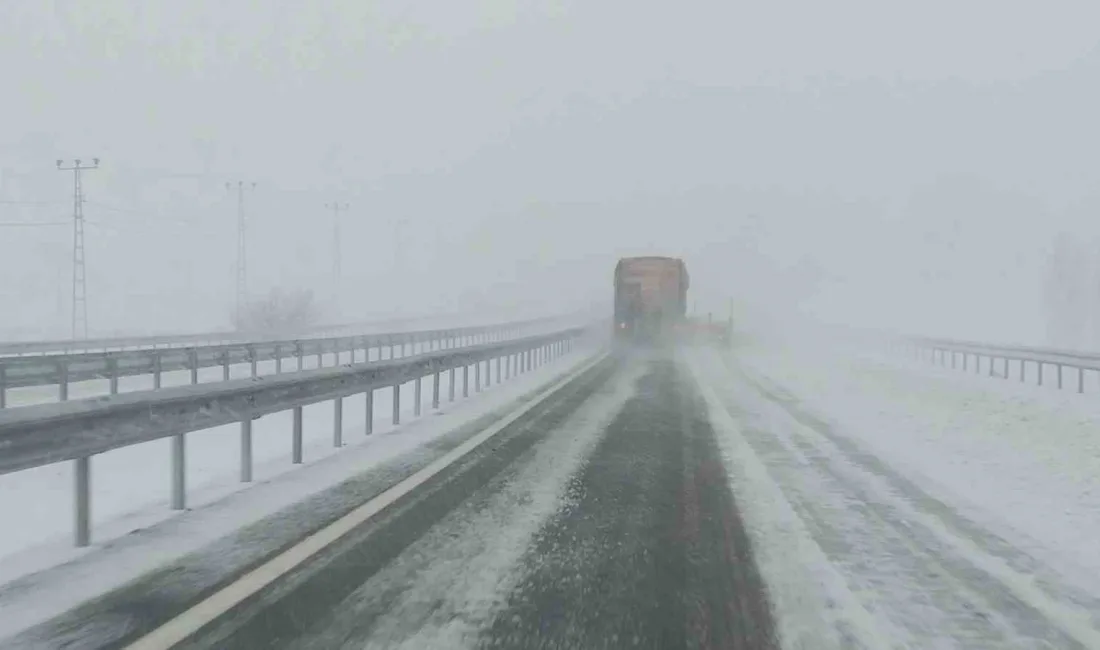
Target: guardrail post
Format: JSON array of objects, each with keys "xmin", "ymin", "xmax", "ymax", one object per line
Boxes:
[
  {"xmin": 475, "ymin": 361, "xmax": 482, "ymax": 392},
  {"xmin": 989, "ymin": 357, "xmax": 995, "ymax": 377},
  {"xmin": 171, "ymin": 434, "xmax": 186, "ymax": 510},
  {"xmin": 296, "ymin": 342, "xmax": 304, "ymax": 371},
  {"xmin": 0, "ymin": 363, "xmax": 6, "ymax": 409},
  {"xmin": 449, "ymin": 368, "xmax": 456, "ymax": 402},
  {"xmin": 393, "ymin": 383, "xmax": 401, "ymax": 424},
  {"xmin": 189, "ymin": 349, "xmax": 199, "ymax": 385},
  {"xmin": 1079, "ymin": 367, "xmax": 1085, "ymax": 394},
  {"xmin": 249, "ymin": 345, "xmax": 258, "ymax": 378},
  {"xmin": 59, "ymin": 361, "xmax": 69, "ymax": 401},
  {"xmin": 153, "ymin": 353, "xmax": 163, "ymax": 389},
  {"xmin": 1020, "ymin": 360, "xmax": 1025, "ymax": 382},
  {"xmin": 334, "ymin": 397, "xmax": 344, "ymax": 447},
  {"xmin": 108, "ymin": 358, "xmax": 120, "ymax": 395},
  {"xmin": 463, "ymin": 365, "xmax": 470, "ymax": 397},
  {"xmin": 316, "ymin": 347, "xmax": 323, "ymax": 368},
  {"xmin": 415, "ymin": 376, "xmax": 423, "ymax": 416},
  {"xmin": 222, "ymin": 351, "xmax": 231, "ymax": 381},
  {"xmin": 74, "ymin": 455, "xmax": 91, "ymax": 547},
  {"xmin": 1038, "ymin": 363, "xmax": 1044, "ymax": 386},
  {"xmin": 495, "ymin": 356, "xmax": 502, "ymax": 385},
  {"xmin": 962, "ymin": 353, "xmax": 968, "ymax": 371},
  {"xmin": 433, "ymin": 370, "xmax": 441, "ymax": 409},
  {"xmin": 1057, "ymin": 364, "xmax": 1064, "ymax": 389},
  {"xmin": 365, "ymin": 389, "xmax": 374, "ymax": 435},
  {"xmin": 240, "ymin": 418, "xmax": 253, "ymax": 482},
  {"xmin": 275, "ymin": 345, "xmax": 283, "ymax": 374},
  {"xmin": 292, "ymin": 406, "xmax": 304, "ymax": 463},
  {"xmin": 974, "ymin": 354, "xmax": 981, "ymax": 374}
]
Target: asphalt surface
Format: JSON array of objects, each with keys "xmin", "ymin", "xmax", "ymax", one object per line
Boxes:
[
  {"xmin": 157, "ymin": 353, "xmax": 778, "ymax": 649},
  {"xmin": 481, "ymin": 356, "xmax": 777, "ymax": 650}
]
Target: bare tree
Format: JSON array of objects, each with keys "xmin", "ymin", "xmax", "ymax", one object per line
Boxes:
[{"xmin": 233, "ymin": 288, "xmax": 320, "ymax": 335}]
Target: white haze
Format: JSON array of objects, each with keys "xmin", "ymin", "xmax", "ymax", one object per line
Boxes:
[{"xmin": 1, "ymin": 1, "xmax": 1099, "ymax": 344}]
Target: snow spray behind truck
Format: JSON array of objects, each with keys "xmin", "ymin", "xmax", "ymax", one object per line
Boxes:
[{"xmin": 613, "ymin": 256, "xmax": 689, "ymax": 344}]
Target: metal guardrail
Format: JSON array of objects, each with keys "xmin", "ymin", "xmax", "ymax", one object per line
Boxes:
[
  {"xmin": 0, "ymin": 318, "xmax": 562, "ymax": 408},
  {"xmin": 0, "ymin": 327, "xmax": 589, "ymax": 547},
  {"xmin": 897, "ymin": 336, "xmax": 1100, "ymax": 392},
  {"xmin": 0, "ymin": 331, "xmax": 252, "ymax": 357},
  {"xmin": 0, "ymin": 314, "xmax": 561, "ymax": 357}
]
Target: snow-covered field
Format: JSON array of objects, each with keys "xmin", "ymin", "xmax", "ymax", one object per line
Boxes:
[
  {"xmin": 691, "ymin": 338, "xmax": 1100, "ymax": 648},
  {"xmin": 0, "ymin": 340, "xmax": 595, "ymax": 592}
]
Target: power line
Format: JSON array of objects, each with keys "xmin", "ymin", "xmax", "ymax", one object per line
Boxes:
[
  {"xmin": 83, "ymin": 201, "xmax": 217, "ymax": 231},
  {"xmin": 0, "ymin": 221, "xmax": 68, "ymax": 228},
  {"xmin": 57, "ymin": 158, "xmax": 99, "ymax": 340}
]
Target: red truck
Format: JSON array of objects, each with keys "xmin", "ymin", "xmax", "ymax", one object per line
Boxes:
[{"xmin": 613, "ymin": 256, "xmax": 689, "ymax": 343}]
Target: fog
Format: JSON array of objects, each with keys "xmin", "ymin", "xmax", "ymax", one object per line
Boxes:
[{"xmin": 2, "ymin": 1, "xmax": 1099, "ymax": 345}]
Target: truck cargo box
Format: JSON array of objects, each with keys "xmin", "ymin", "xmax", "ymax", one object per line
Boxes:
[{"xmin": 613, "ymin": 256, "xmax": 688, "ymax": 343}]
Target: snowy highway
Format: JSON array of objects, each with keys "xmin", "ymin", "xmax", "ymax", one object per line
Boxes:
[{"xmin": 4, "ymin": 343, "xmax": 1100, "ymax": 648}]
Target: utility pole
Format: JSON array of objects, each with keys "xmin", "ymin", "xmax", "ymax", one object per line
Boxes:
[
  {"xmin": 325, "ymin": 202, "xmax": 349, "ymax": 316},
  {"xmin": 227, "ymin": 181, "xmax": 257, "ymax": 328},
  {"xmin": 57, "ymin": 158, "xmax": 99, "ymax": 340},
  {"xmin": 394, "ymin": 218, "xmax": 406, "ymax": 316}
]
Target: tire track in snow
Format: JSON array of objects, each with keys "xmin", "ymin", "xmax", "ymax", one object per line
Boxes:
[
  {"xmin": 688, "ymin": 350, "xmax": 896, "ymax": 650},
  {"xmin": 705, "ymin": 351, "xmax": 1100, "ymax": 648}
]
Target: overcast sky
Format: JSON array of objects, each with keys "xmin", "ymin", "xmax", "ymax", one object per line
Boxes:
[{"xmin": 2, "ymin": 1, "xmax": 1099, "ymax": 342}]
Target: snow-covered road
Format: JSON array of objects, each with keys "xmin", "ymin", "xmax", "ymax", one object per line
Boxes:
[
  {"xmin": 5, "ymin": 340, "xmax": 1100, "ymax": 649},
  {"xmin": 692, "ymin": 347, "xmax": 1100, "ymax": 648}
]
